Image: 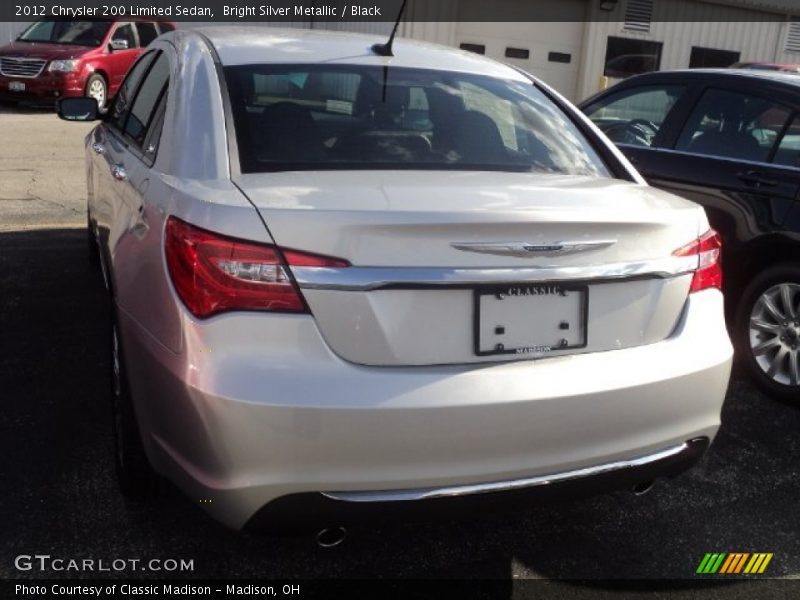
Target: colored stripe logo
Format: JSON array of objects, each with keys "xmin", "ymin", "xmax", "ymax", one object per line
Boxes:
[{"xmin": 696, "ymin": 553, "xmax": 773, "ymax": 574}]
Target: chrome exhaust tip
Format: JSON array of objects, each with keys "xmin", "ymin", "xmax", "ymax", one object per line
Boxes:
[
  {"xmin": 316, "ymin": 526, "xmax": 347, "ymax": 548},
  {"xmin": 632, "ymin": 480, "xmax": 655, "ymax": 496}
]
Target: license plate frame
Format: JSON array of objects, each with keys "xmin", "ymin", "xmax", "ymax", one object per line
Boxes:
[
  {"xmin": 8, "ymin": 81, "xmax": 26, "ymax": 92},
  {"xmin": 473, "ymin": 283, "xmax": 589, "ymax": 357}
]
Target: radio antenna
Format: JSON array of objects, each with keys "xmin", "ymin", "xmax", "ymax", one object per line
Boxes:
[{"xmin": 371, "ymin": 0, "xmax": 408, "ymax": 57}]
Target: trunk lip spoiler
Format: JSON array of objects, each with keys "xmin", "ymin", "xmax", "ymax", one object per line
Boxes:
[{"xmin": 292, "ymin": 254, "xmax": 699, "ymax": 292}]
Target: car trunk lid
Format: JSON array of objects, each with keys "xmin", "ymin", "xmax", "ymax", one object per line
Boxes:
[{"xmin": 235, "ymin": 171, "xmax": 703, "ymax": 366}]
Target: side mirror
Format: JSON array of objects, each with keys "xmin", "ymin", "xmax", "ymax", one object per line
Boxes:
[
  {"xmin": 109, "ymin": 39, "xmax": 129, "ymax": 51},
  {"xmin": 56, "ymin": 97, "xmax": 99, "ymax": 122}
]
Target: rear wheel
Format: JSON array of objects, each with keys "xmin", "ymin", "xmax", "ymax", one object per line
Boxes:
[
  {"xmin": 111, "ymin": 320, "xmax": 162, "ymax": 499},
  {"xmin": 736, "ymin": 265, "xmax": 800, "ymax": 403},
  {"xmin": 85, "ymin": 73, "xmax": 107, "ymax": 111}
]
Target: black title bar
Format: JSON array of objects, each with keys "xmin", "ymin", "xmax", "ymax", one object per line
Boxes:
[
  {"xmin": 3, "ymin": 0, "xmax": 800, "ymax": 22},
  {"xmin": 7, "ymin": 1, "xmax": 410, "ymax": 22}
]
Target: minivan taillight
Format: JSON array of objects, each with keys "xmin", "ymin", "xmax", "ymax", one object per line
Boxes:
[
  {"xmin": 672, "ymin": 229, "xmax": 723, "ymax": 293},
  {"xmin": 165, "ymin": 217, "xmax": 348, "ymax": 318}
]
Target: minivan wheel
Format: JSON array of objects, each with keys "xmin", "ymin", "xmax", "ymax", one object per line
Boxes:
[
  {"xmin": 111, "ymin": 321, "xmax": 162, "ymax": 499},
  {"xmin": 85, "ymin": 73, "xmax": 107, "ymax": 110},
  {"xmin": 736, "ymin": 265, "xmax": 800, "ymax": 403}
]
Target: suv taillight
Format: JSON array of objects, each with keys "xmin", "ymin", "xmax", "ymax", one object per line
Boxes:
[
  {"xmin": 165, "ymin": 217, "xmax": 348, "ymax": 318},
  {"xmin": 672, "ymin": 229, "xmax": 723, "ymax": 293}
]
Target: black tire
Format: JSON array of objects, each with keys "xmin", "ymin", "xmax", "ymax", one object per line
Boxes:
[
  {"xmin": 87, "ymin": 216, "xmax": 99, "ymax": 267},
  {"xmin": 734, "ymin": 264, "xmax": 800, "ymax": 403},
  {"xmin": 111, "ymin": 320, "xmax": 162, "ymax": 499},
  {"xmin": 85, "ymin": 73, "xmax": 108, "ymax": 111}
]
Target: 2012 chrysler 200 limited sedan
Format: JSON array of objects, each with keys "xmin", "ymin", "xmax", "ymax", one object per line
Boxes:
[{"xmin": 57, "ymin": 28, "xmax": 733, "ymax": 531}]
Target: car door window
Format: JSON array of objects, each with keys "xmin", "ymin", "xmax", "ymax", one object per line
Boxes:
[
  {"xmin": 107, "ymin": 51, "xmax": 157, "ymax": 130},
  {"xmin": 136, "ymin": 22, "xmax": 159, "ymax": 47},
  {"xmin": 772, "ymin": 114, "xmax": 800, "ymax": 169},
  {"xmin": 583, "ymin": 85, "xmax": 685, "ymax": 147},
  {"xmin": 675, "ymin": 88, "xmax": 791, "ymax": 163},
  {"xmin": 124, "ymin": 53, "xmax": 169, "ymax": 149},
  {"xmin": 111, "ymin": 23, "xmax": 136, "ymax": 49}
]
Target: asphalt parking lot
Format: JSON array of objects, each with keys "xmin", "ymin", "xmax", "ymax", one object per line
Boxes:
[{"xmin": 1, "ymin": 106, "xmax": 799, "ymax": 590}]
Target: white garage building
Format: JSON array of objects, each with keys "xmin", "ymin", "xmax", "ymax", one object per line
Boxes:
[
  {"xmin": 2, "ymin": 0, "xmax": 800, "ymax": 101},
  {"xmin": 402, "ymin": 0, "xmax": 800, "ymax": 100}
]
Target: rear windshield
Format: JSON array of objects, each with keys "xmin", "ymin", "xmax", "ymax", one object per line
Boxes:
[
  {"xmin": 18, "ymin": 20, "xmax": 112, "ymax": 47},
  {"xmin": 225, "ymin": 65, "xmax": 611, "ymax": 177}
]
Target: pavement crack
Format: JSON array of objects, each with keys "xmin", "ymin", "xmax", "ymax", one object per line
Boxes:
[{"xmin": 23, "ymin": 187, "xmax": 81, "ymax": 214}]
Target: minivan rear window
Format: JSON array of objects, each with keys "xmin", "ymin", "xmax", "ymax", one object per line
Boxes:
[
  {"xmin": 225, "ymin": 65, "xmax": 610, "ymax": 177},
  {"xmin": 18, "ymin": 19, "xmax": 112, "ymax": 47}
]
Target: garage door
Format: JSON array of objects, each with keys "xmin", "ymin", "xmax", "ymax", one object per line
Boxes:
[
  {"xmin": 455, "ymin": 0, "xmax": 587, "ymax": 100},
  {"xmin": 0, "ymin": 22, "xmax": 31, "ymax": 44}
]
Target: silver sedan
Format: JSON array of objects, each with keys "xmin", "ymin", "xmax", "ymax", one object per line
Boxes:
[{"xmin": 57, "ymin": 27, "xmax": 733, "ymax": 532}]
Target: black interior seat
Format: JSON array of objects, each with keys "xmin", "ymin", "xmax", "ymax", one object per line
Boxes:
[
  {"xmin": 255, "ymin": 102, "xmax": 326, "ymax": 163},
  {"xmin": 453, "ymin": 111, "xmax": 508, "ymax": 164},
  {"xmin": 687, "ymin": 96, "xmax": 763, "ymax": 161}
]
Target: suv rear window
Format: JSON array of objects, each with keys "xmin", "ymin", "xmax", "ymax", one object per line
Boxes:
[{"xmin": 225, "ymin": 65, "xmax": 610, "ymax": 177}]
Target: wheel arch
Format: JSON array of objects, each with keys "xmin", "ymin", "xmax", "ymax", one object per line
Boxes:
[
  {"xmin": 726, "ymin": 235, "xmax": 800, "ymax": 312},
  {"xmin": 85, "ymin": 69, "xmax": 110, "ymax": 96}
]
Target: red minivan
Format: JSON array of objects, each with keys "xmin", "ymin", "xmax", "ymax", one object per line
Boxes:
[{"xmin": 0, "ymin": 19, "xmax": 175, "ymax": 109}]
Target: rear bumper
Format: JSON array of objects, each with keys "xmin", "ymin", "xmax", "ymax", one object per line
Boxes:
[
  {"xmin": 119, "ymin": 289, "xmax": 732, "ymax": 530},
  {"xmin": 247, "ymin": 437, "xmax": 710, "ymax": 532}
]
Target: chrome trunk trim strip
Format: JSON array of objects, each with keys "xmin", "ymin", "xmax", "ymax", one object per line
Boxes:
[{"xmin": 292, "ymin": 255, "xmax": 698, "ymax": 291}]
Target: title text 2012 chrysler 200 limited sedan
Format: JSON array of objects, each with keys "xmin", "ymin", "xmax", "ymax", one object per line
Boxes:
[{"xmin": 57, "ymin": 28, "xmax": 733, "ymax": 531}]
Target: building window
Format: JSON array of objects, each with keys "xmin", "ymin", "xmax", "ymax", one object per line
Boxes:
[
  {"xmin": 689, "ymin": 46, "xmax": 740, "ymax": 68},
  {"xmin": 548, "ymin": 52, "xmax": 572, "ymax": 64},
  {"xmin": 603, "ymin": 36, "xmax": 663, "ymax": 79},
  {"xmin": 505, "ymin": 47, "xmax": 530, "ymax": 59},
  {"xmin": 460, "ymin": 43, "xmax": 485, "ymax": 55}
]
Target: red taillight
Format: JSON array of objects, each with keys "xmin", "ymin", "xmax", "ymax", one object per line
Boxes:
[
  {"xmin": 165, "ymin": 217, "xmax": 348, "ymax": 318},
  {"xmin": 672, "ymin": 229, "xmax": 723, "ymax": 293}
]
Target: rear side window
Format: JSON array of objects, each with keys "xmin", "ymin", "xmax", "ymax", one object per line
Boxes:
[
  {"xmin": 124, "ymin": 53, "xmax": 169, "ymax": 148},
  {"xmin": 136, "ymin": 22, "xmax": 159, "ymax": 47},
  {"xmin": 108, "ymin": 51, "xmax": 157, "ymax": 130},
  {"xmin": 773, "ymin": 115, "xmax": 800, "ymax": 168},
  {"xmin": 675, "ymin": 89, "xmax": 791, "ymax": 162},
  {"xmin": 142, "ymin": 93, "xmax": 168, "ymax": 163},
  {"xmin": 225, "ymin": 64, "xmax": 610, "ymax": 177},
  {"xmin": 158, "ymin": 23, "xmax": 176, "ymax": 33},
  {"xmin": 584, "ymin": 85, "xmax": 685, "ymax": 147}
]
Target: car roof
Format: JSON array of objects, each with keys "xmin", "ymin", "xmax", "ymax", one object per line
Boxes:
[
  {"xmin": 191, "ymin": 26, "xmax": 529, "ymax": 81},
  {"xmin": 736, "ymin": 61, "xmax": 800, "ymax": 68},
  {"xmin": 623, "ymin": 68, "xmax": 800, "ymax": 87}
]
